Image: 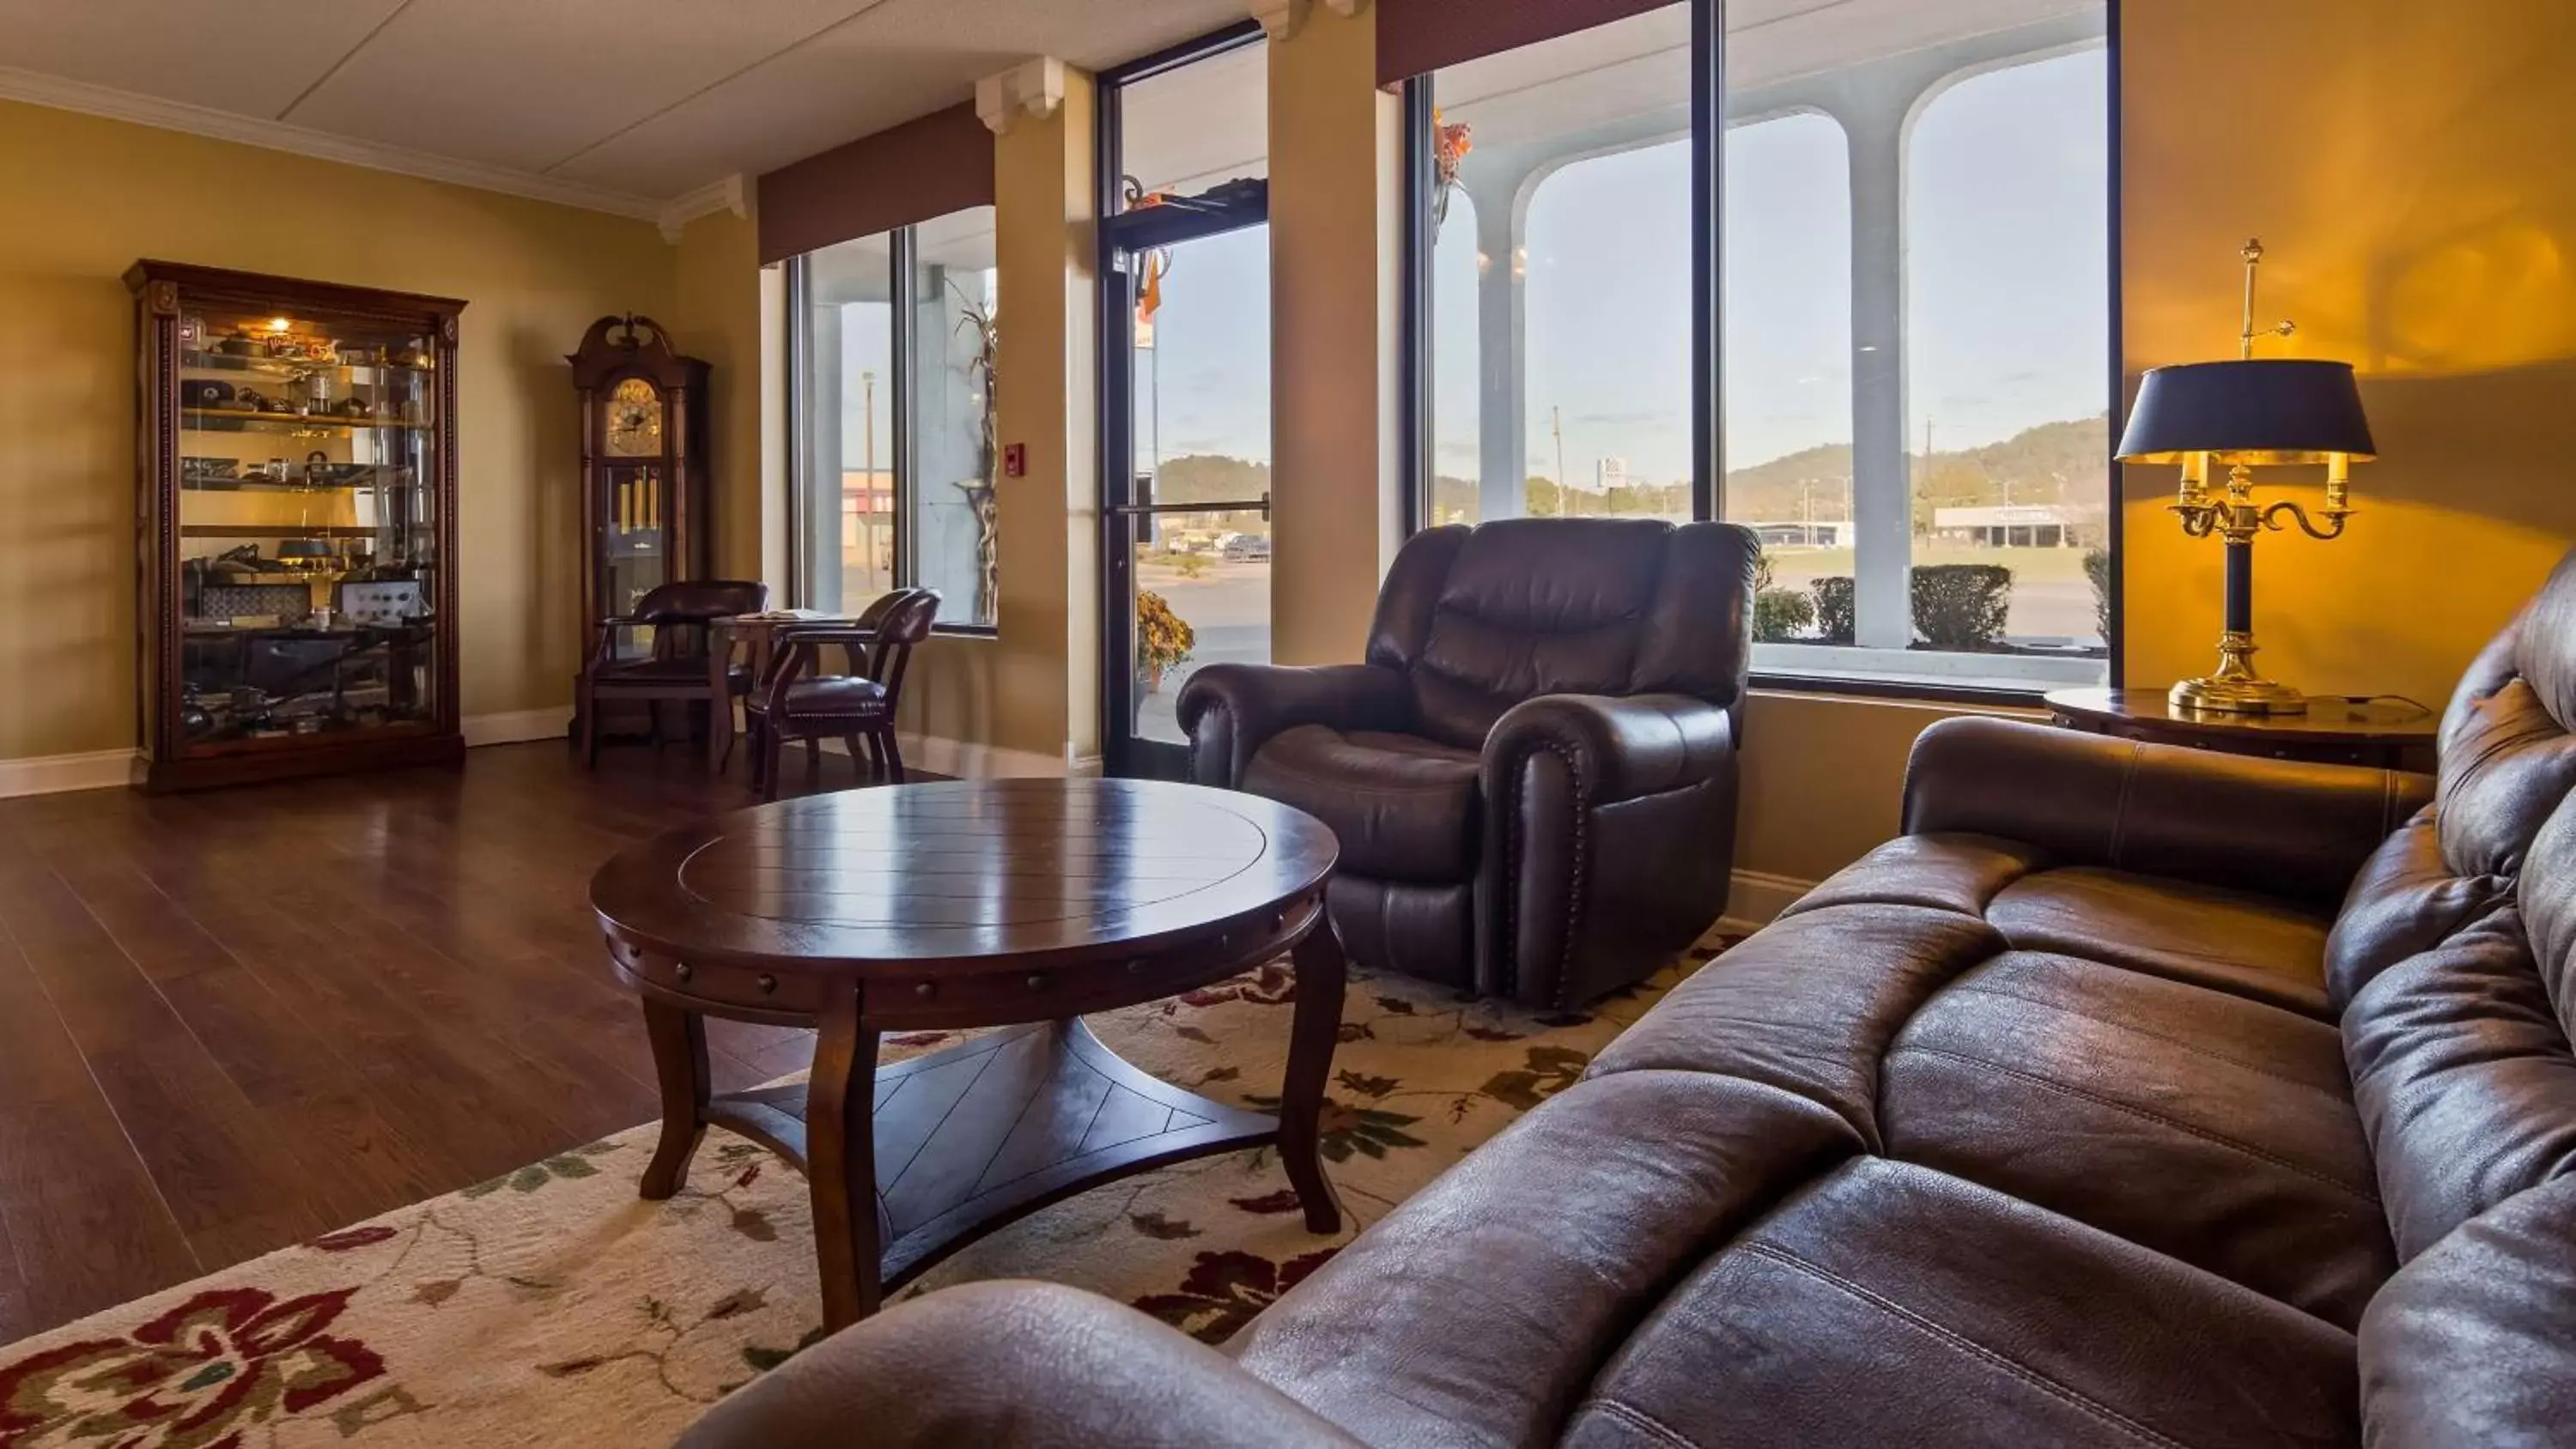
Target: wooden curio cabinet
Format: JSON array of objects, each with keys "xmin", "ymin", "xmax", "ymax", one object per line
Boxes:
[
  {"xmin": 568, "ymin": 316, "xmax": 711, "ymax": 680},
  {"xmin": 128, "ymin": 261, "xmax": 465, "ymax": 792}
]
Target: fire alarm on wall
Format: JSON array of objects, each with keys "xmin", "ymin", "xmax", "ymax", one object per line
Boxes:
[{"xmin": 1004, "ymin": 443, "xmax": 1028, "ymax": 478}]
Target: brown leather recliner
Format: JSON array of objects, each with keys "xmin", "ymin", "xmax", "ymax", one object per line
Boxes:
[
  {"xmin": 1177, "ymin": 518, "xmax": 1757, "ymax": 1009},
  {"xmin": 680, "ymin": 550, "xmax": 2576, "ymax": 1449}
]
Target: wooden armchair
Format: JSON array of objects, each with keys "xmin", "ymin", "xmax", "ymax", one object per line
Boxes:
[
  {"xmin": 745, "ymin": 588, "xmax": 941, "ymax": 799},
  {"xmin": 578, "ymin": 580, "xmax": 769, "ymax": 767}
]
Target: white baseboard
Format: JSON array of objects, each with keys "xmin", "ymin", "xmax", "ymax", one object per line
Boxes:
[
  {"xmin": 896, "ymin": 732, "xmax": 1087, "ymax": 780},
  {"xmin": 1719, "ymin": 869, "xmax": 1816, "ymax": 931},
  {"xmin": 0, "ymin": 749, "xmax": 137, "ymax": 799},
  {"xmin": 464, "ymin": 710, "xmax": 572, "ymax": 748}
]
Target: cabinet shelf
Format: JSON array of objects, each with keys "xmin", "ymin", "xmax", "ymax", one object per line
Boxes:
[
  {"xmin": 184, "ymin": 348, "xmax": 431, "ymax": 379},
  {"xmin": 179, "ymin": 524, "xmax": 422, "ymax": 539},
  {"xmin": 182, "ymin": 407, "xmax": 432, "ymax": 434}
]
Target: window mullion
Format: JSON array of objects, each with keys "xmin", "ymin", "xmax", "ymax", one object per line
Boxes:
[{"xmin": 890, "ymin": 226, "xmax": 919, "ymax": 591}]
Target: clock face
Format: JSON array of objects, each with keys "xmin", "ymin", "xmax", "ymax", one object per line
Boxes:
[{"xmin": 605, "ymin": 377, "xmax": 663, "ymax": 458}]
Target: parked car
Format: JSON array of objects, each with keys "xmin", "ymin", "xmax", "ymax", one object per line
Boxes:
[{"xmin": 1222, "ymin": 533, "xmax": 1272, "ymax": 562}]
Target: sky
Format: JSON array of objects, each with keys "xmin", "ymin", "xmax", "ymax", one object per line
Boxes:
[{"xmin": 829, "ymin": 41, "xmax": 2109, "ymax": 500}]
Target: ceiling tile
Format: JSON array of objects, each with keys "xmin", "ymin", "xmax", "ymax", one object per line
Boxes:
[
  {"xmin": 552, "ymin": 0, "xmax": 1244, "ymax": 198},
  {"xmin": 0, "ymin": 0, "xmax": 407, "ymax": 117},
  {"xmin": 283, "ymin": 0, "xmax": 894, "ymax": 175}
]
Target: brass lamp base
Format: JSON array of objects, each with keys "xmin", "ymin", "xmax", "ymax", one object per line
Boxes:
[{"xmin": 2170, "ymin": 630, "xmax": 2307, "ymax": 717}]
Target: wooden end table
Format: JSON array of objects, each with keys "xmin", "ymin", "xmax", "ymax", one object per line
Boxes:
[
  {"xmin": 590, "ymin": 778, "xmax": 1347, "ymax": 1330},
  {"xmin": 2044, "ymin": 687, "xmax": 2438, "ymax": 773}
]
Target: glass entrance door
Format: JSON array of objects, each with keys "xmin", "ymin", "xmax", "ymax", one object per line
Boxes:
[{"xmin": 1102, "ymin": 212, "xmax": 1273, "ymax": 777}]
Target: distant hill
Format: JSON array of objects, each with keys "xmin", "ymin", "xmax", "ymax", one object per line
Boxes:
[{"xmin": 1720, "ymin": 415, "xmax": 2111, "ymax": 530}]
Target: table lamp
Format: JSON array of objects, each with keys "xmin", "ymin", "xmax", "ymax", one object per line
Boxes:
[{"xmin": 2115, "ymin": 240, "xmax": 2377, "ymax": 716}]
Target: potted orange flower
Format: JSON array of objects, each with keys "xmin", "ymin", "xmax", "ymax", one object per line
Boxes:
[{"xmin": 1137, "ymin": 590, "xmax": 1196, "ymax": 693}]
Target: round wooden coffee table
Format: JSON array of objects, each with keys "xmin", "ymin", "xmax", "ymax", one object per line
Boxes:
[{"xmin": 589, "ymin": 778, "xmax": 1346, "ymax": 1330}]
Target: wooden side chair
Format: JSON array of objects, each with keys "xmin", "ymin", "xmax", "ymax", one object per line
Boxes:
[
  {"xmin": 746, "ymin": 588, "xmax": 941, "ymax": 800},
  {"xmin": 578, "ymin": 580, "xmax": 769, "ymax": 767}
]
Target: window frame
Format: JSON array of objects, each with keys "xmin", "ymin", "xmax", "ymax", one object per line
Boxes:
[
  {"xmin": 782, "ymin": 218, "xmax": 1000, "ymax": 637},
  {"xmin": 1396, "ymin": 0, "xmax": 2126, "ymax": 706}
]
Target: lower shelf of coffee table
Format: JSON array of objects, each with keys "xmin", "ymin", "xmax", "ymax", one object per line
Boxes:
[{"xmin": 704, "ymin": 1017, "xmax": 1279, "ymax": 1287}]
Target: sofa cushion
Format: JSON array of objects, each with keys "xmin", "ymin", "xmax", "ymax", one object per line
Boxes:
[
  {"xmin": 2326, "ymin": 805, "xmax": 2513, "ymax": 1010},
  {"xmin": 2344, "ymin": 906, "xmax": 2576, "ymax": 1260},
  {"xmin": 1407, "ymin": 519, "xmax": 1673, "ymax": 749},
  {"xmin": 1779, "ymin": 833, "xmax": 2044, "ymax": 921},
  {"xmin": 1583, "ymin": 900, "xmax": 2003, "ymax": 1147},
  {"xmin": 2358, "ymin": 1176, "xmax": 2576, "ymax": 1448},
  {"xmin": 1558, "ymin": 1159, "xmax": 2359, "ymax": 1449},
  {"xmin": 1985, "ymin": 865, "xmax": 2334, "ymax": 1017},
  {"xmin": 1884, "ymin": 952, "xmax": 2393, "ymax": 1327},
  {"xmin": 1242, "ymin": 726, "xmax": 1481, "ymax": 882},
  {"xmin": 1229, "ymin": 1070, "xmax": 1859, "ymax": 1449}
]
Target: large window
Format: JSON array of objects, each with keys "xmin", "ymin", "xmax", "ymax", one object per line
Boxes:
[
  {"xmin": 1413, "ymin": 0, "xmax": 2115, "ymax": 694},
  {"xmin": 1424, "ymin": 4, "xmax": 1693, "ymax": 528},
  {"xmin": 787, "ymin": 205, "xmax": 1000, "ymax": 629}
]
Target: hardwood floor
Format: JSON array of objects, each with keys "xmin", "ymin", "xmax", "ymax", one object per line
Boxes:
[{"xmin": 0, "ymin": 739, "xmax": 895, "ymax": 1344}]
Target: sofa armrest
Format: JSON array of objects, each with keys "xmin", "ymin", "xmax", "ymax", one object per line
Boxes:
[
  {"xmin": 1483, "ymin": 693, "xmax": 1736, "ymax": 808},
  {"xmin": 1902, "ymin": 716, "xmax": 2433, "ymax": 909},
  {"xmin": 1176, "ymin": 663, "xmax": 1413, "ymax": 788},
  {"xmin": 678, "ymin": 1282, "xmax": 1364, "ymax": 1449}
]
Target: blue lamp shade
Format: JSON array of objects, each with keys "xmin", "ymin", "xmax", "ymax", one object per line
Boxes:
[{"xmin": 2116, "ymin": 359, "xmax": 2377, "ymax": 465}]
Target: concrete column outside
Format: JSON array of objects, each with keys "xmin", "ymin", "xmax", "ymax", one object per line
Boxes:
[
  {"xmin": 1467, "ymin": 170, "xmax": 1530, "ymax": 522},
  {"xmin": 1838, "ymin": 92, "xmax": 1914, "ymax": 652}
]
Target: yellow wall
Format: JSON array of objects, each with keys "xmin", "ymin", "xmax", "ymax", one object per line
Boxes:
[
  {"xmin": 671, "ymin": 208, "xmax": 769, "ymax": 584},
  {"xmin": 1267, "ymin": 4, "xmax": 1406, "ymax": 664},
  {"xmin": 2121, "ymin": 0, "xmax": 2576, "ymax": 707},
  {"xmin": 0, "ymin": 100, "xmax": 677, "ymax": 759}
]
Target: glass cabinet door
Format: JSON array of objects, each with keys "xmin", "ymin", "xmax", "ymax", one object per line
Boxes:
[{"xmin": 174, "ymin": 307, "xmax": 441, "ymax": 750}]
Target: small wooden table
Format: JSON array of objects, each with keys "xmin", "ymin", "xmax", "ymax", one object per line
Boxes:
[
  {"xmin": 2045, "ymin": 687, "xmax": 2439, "ymax": 773},
  {"xmin": 590, "ymin": 779, "xmax": 1347, "ymax": 1330}
]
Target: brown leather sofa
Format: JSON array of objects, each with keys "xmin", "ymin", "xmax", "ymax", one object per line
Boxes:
[
  {"xmin": 1176, "ymin": 518, "xmax": 1756, "ymax": 1009},
  {"xmin": 682, "ymin": 557, "xmax": 2576, "ymax": 1448}
]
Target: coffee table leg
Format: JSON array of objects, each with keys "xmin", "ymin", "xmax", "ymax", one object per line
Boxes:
[
  {"xmin": 1280, "ymin": 924, "xmax": 1349, "ymax": 1235},
  {"xmin": 639, "ymin": 998, "xmax": 709, "ymax": 1200},
  {"xmin": 807, "ymin": 986, "xmax": 884, "ymax": 1331}
]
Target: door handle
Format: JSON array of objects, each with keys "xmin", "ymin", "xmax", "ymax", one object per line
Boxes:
[{"xmin": 1109, "ymin": 493, "xmax": 1271, "ymax": 522}]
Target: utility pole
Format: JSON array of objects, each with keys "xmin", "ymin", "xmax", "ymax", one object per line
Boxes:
[
  {"xmin": 1552, "ymin": 406, "xmax": 1566, "ymax": 518},
  {"xmin": 861, "ymin": 369, "xmax": 878, "ymax": 576}
]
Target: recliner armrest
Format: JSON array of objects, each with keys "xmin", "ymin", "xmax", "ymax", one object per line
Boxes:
[
  {"xmin": 1177, "ymin": 663, "xmax": 1413, "ymax": 787},
  {"xmin": 677, "ymin": 1282, "xmax": 1364, "ymax": 1449},
  {"xmin": 1483, "ymin": 693, "xmax": 1736, "ymax": 807},
  {"xmin": 1902, "ymin": 715, "xmax": 2433, "ymax": 909}
]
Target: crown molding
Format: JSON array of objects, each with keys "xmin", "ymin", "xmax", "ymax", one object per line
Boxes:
[
  {"xmin": 975, "ymin": 58, "xmax": 1066, "ymax": 136},
  {"xmin": 658, "ymin": 173, "xmax": 750, "ymax": 243},
  {"xmin": 0, "ymin": 64, "xmax": 666, "ymax": 223},
  {"xmin": 1249, "ymin": 0, "xmax": 1368, "ymax": 41}
]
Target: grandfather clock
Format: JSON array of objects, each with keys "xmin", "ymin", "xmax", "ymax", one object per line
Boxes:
[{"xmin": 568, "ymin": 315, "xmax": 711, "ymax": 686}]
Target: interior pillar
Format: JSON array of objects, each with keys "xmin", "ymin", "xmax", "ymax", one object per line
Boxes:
[
  {"xmin": 1267, "ymin": 0, "xmax": 1405, "ymax": 664},
  {"xmin": 983, "ymin": 59, "xmax": 1101, "ymax": 770}
]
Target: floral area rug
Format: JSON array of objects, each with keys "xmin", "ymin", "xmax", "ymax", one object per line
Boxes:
[{"xmin": 0, "ymin": 943, "xmax": 1725, "ymax": 1448}]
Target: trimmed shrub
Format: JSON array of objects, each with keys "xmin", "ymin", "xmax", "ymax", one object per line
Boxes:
[
  {"xmin": 1754, "ymin": 589, "xmax": 1816, "ymax": 642},
  {"xmin": 1911, "ymin": 564, "xmax": 2014, "ymax": 651},
  {"xmin": 1810, "ymin": 577, "xmax": 1856, "ymax": 645}
]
